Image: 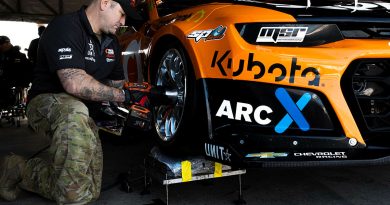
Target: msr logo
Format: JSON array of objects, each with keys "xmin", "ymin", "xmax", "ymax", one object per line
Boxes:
[
  {"xmin": 275, "ymin": 88, "xmax": 311, "ymax": 133},
  {"xmin": 211, "ymin": 51, "xmax": 320, "ymax": 86},
  {"xmin": 257, "ymin": 27, "xmax": 308, "ymax": 43}
]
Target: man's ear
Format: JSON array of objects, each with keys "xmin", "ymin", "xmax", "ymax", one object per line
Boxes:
[{"xmin": 100, "ymin": 0, "xmax": 110, "ymax": 11}]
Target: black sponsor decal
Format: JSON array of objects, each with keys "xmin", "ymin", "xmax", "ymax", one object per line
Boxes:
[{"xmin": 211, "ymin": 50, "xmax": 320, "ymax": 86}]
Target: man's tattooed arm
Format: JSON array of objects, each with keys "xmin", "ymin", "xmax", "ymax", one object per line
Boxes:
[
  {"xmin": 104, "ymin": 79, "xmax": 125, "ymax": 89},
  {"xmin": 57, "ymin": 68, "xmax": 125, "ymax": 102}
]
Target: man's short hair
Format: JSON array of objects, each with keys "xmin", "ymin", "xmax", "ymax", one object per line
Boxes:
[{"xmin": 0, "ymin": 36, "xmax": 10, "ymax": 45}]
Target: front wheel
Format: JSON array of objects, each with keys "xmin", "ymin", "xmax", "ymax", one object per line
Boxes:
[{"xmin": 151, "ymin": 42, "xmax": 199, "ymax": 150}]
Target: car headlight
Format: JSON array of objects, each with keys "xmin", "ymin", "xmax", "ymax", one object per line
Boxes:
[{"xmin": 235, "ymin": 23, "xmax": 344, "ymax": 47}]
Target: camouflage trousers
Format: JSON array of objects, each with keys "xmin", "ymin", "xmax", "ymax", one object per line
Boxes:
[{"xmin": 23, "ymin": 93, "xmax": 103, "ymax": 205}]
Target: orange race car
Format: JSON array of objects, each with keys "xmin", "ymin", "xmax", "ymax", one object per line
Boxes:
[{"xmin": 117, "ymin": 0, "xmax": 390, "ymax": 166}]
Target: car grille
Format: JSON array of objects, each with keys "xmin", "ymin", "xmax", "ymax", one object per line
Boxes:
[{"xmin": 341, "ymin": 59, "xmax": 390, "ymax": 139}]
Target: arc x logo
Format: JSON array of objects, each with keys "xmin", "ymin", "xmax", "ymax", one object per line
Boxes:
[{"xmin": 275, "ymin": 88, "xmax": 311, "ymax": 133}]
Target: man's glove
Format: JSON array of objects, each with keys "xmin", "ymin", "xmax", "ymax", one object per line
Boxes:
[
  {"xmin": 123, "ymin": 82, "xmax": 153, "ymax": 131},
  {"xmin": 123, "ymin": 82, "xmax": 152, "ymax": 107}
]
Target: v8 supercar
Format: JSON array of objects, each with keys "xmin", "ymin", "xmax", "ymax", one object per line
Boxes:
[{"xmin": 119, "ymin": 0, "xmax": 390, "ymax": 166}]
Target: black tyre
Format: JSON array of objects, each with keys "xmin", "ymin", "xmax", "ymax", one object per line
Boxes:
[{"xmin": 150, "ymin": 41, "xmax": 200, "ymax": 150}]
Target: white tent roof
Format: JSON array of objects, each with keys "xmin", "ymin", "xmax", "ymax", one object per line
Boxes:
[{"xmin": 0, "ymin": 0, "xmax": 91, "ymax": 23}]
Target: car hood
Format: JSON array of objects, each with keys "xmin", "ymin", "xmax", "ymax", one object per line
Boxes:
[
  {"xmin": 231, "ymin": 0, "xmax": 390, "ymax": 21},
  {"xmin": 161, "ymin": 0, "xmax": 390, "ymax": 22}
]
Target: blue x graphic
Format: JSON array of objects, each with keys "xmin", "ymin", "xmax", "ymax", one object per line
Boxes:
[{"xmin": 275, "ymin": 88, "xmax": 311, "ymax": 134}]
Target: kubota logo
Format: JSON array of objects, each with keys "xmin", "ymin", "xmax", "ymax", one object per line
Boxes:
[{"xmin": 211, "ymin": 51, "xmax": 320, "ymax": 86}]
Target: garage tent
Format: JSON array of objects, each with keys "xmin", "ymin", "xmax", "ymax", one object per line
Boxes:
[{"xmin": 0, "ymin": 0, "xmax": 91, "ymax": 23}]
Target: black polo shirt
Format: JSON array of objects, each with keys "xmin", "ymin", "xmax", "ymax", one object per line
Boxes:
[{"xmin": 29, "ymin": 6, "xmax": 124, "ymax": 100}]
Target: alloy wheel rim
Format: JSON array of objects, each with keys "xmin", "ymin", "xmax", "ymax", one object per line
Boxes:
[{"xmin": 154, "ymin": 48, "xmax": 186, "ymax": 142}]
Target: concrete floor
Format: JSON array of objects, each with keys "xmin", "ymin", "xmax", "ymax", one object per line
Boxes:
[{"xmin": 1, "ymin": 118, "xmax": 390, "ymax": 205}]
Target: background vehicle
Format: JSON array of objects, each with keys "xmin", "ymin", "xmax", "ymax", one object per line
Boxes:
[{"xmin": 119, "ymin": 0, "xmax": 390, "ymax": 166}]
